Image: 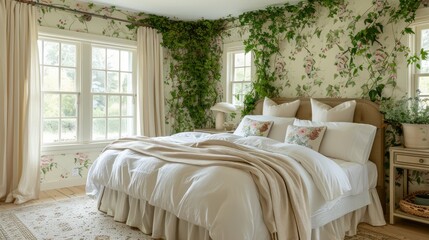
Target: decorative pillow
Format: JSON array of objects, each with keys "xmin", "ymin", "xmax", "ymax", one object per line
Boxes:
[
  {"xmin": 240, "ymin": 118, "xmax": 273, "ymax": 137},
  {"xmin": 293, "ymin": 119, "xmax": 377, "ymax": 164},
  {"xmin": 285, "ymin": 125, "xmax": 327, "ymax": 151},
  {"xmin": 233, "ymin": 115, "xmax": 295, "ymax": 141},
  {"xmin": 263, "ymin": 97, "xmax": 300, "ymax": 117},
  {"xmin": 311, "ymin": 98, "xmax": 356, "ymax": 122}
]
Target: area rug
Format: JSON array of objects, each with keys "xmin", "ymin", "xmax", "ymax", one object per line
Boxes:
[
  {"xmin": 0, "ymin": 196, "xmax": 151, "ymax": 240},
  {"xmin": 344, "ymin": 227, "xmax": 401, "ymax": 240},
  {"xmin": 0, "ymin": 196, "xmax": 400, "ymax": 240}
]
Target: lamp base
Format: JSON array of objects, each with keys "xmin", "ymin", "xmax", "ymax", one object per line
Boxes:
[{"xmin": 215, "ymin": 112, "xmax": 224, "ymax": 130}]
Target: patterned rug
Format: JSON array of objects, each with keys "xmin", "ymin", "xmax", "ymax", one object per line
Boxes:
[
  {"xmin": 0, "ymin": 197, "xmax": 398, "ymax": 240},
  {"xmin": 0, "ymin": 197, "xmax": 151, "ymax": 240}
]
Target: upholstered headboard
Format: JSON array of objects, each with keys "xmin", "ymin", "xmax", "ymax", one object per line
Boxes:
[{"xmin": 253, "ymin": 98, "xmax": 386, "ymax": 211}]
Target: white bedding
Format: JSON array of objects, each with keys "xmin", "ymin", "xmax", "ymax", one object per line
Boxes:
[{"xmin": 86, "ymin": 132, "xmax": 376, "ymax": 240}]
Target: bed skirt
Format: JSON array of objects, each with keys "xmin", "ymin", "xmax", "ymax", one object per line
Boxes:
[{"xmin": 97, "ymin": 187, "xmax": 385, "ymax": 240}]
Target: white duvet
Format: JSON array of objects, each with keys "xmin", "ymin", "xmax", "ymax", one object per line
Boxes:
[{"xmin": 87, "ymin": 132, "xmax": 352, "ymax": 240}]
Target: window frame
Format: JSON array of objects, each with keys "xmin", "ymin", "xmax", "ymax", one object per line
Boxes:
[
  {"xmin": 223, "ymin": 43, "xmax": 253, "ymax": 107},
  {"xmin": 412, "ymin": 23, "xmax": 429, "ymax": 99},
  {"xmin": 39, "ymin": 27, "xmax": 137, "ymax": 152}
]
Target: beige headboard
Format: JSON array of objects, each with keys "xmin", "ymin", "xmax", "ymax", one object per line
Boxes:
[{"xmin": 254, "ymin": 98, "xmax": 386, "ymax": 211}]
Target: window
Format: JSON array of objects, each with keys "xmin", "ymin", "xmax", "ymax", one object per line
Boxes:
[
  {"xmin": 38, "ymin": 32, "xmax": 136, "ymax": 147},
  {"xmin": 413, "ymin": 24, "xmax": 429, "ymax": 100},
  {"xmin": 226, "ymin": 49, "xmax": 252, "ymax": 106}
]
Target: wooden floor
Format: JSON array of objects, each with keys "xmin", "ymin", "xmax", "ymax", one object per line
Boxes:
[{"xmin": 1, "ymin": 185, "xmax": 429, "ymax": 240}]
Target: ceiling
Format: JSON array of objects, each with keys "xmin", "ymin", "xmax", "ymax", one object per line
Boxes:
[{"xmin": 85, "ymin": 0, "xmax": 296, "ymax": 20}]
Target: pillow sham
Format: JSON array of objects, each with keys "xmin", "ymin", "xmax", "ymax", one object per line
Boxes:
[
  {"xmin": 293, "ymin": 119, "xmax": 376, "ymax": 164},
  {"xmin": 240, "ymin": 118, "xmax": 273, "ymax": 137},
  {"xmin": 234, "ymin": 115, "xmax": 295, "ymax": 141},
  {"xmin": 285, "ymin": 125, "xmax": 327, "ymax": 151},
  {"xmin": 311, "ymin": 98, "xmax": 356, "ymax": 122},
  {"xmin": 263, "ymin": 97, "xmax": 300, "ymax": 117}
]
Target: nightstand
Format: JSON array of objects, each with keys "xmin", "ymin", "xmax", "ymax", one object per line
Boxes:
[
  {"xmin": 389, "ymin": 146, "xmax": 429, "ymax": 224},
  {"xmin": 193, "ymin": 128, "xmax": 234, "ymax": 134}
]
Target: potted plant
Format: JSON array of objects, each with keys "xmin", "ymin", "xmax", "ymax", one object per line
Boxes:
[{"xmin": 381, "ymin": 92, "xmax": 429, "ymax": 148}]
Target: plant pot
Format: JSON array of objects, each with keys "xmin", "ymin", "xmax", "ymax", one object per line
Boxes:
[{"xmin": 402, "ymin": 123, "xmax": 429, "ymax": 149}]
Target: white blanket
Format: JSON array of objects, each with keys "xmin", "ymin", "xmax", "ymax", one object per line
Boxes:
[{"xmin": 87, "ymin": 133, "xmax": 351, "ymax": 240}]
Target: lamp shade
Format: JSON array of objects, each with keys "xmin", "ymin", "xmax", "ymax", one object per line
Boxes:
[
  {"xmin": 210, "ymin": 102, "xmax": 236, "ymax": 113},
  {"xmin": 210, "ymin": 102, "xmax": 237, "ymax": 130}
]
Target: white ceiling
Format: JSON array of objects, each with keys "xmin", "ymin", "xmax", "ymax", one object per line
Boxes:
[{"xmin": 85, "ymin": 0, "xmax": 296, "ymax": 20}]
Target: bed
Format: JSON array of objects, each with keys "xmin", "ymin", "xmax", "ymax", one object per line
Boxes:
[{"xmin": 86, "ymin": 98, "xmax": 386, "ymax": 240}]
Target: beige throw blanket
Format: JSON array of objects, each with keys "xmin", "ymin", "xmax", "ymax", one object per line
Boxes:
[{"xmin": 106, "ymin": 137, "xmax": 311, "ymax": 240}]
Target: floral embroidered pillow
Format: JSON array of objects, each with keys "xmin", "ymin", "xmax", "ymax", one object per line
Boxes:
[
  {"xmin": 241, "ymin": 118, "xmax": 273, "ymax": 137},
  {"xmin": 285, "ymin": 125, "xmax": 327, "ymax": 151}
]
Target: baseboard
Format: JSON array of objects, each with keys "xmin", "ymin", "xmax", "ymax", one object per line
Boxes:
[{"xmin": 41, "ymin": 178, "xmax": 87, "ymax": 191}]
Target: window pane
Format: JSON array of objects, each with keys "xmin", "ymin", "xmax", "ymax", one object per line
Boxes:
[
  {"xmin": 243, "ymin": 82, "xmax": 252, "ymax": 94},
  {"xmin": 245, "ymin": 53, "xmax": 251, "ymax": 66},
  {"xmin": 38, "ymin": 40, "xmax": 43, "ymax": 64},
  {"xmin": 92, "ymin": 70, "xmax": 106, "ymax": 92},
  {"xmin": 43, "ymin": 119, "xmax": 59, "ymax": 143},
  {"xmin": 61, "ymin": 119, "xmax": 77, "ymax": 141},
  {"xmin": 43, "ymin": 66, "xmax": 59, "ymax": 91},
  {"xmin": 107, "ymin": 72, "xmax": 119, "ymax": 93},
  {"xmin": 92, "ymin": 47, "xmax": 106, "ymax": 69},
  {"xmin": 60, "ymin": 68, "xmax": 76, "ymax": 91},
  {"xmin": 121, "ymin": 96, "xmax": 133, "ymax": 116},
  {"xmin": 61, "ymin": 94, "xmax": 77, "ymax": 117},
  {"xmin": 107, "ymin": 49, "xmax": 120, "ymax": 70},
  {"xmin": 120, "ymin": 51, "xmax": 132, "ymax": 71},
  {"xmin": 107, "ymin": 118, "xmax": 120, "ymax": 139},
  {"xmin": 43, "ymin": 94, "xmax": 60, "ymax": 117},
  {"xmin": 419, "ymin": 76, "xmax": 429, "ymax": 95},
  {"xmin": 421, "ymin": 29, "xmax": 429, "ymax": 73},
  {"xmin": 234, "ymin": 53, "xmax": 245, "ymax": 67},
  {"xmin": 44, "ymin": 41, "xmax": 59, "ymax": 66},
  {"xmin": 232, "ymin": 83, "xmax": 243, "ymax": 95},
  {"xmin": 232, "ymin": 94, "xmax": 241, "ymax": 105},
  {"xmin": 121, "ymin": 117, "xmax": 133, "ymax": 137},
  {"xmin": 93, "ymin": 95, "xmax": 106, "ymax": 117},
  {"xmin": 234, "ymin": 68, "xmax": 245, "ymax": 81},
  {"xmin": 120, "ymin": 73, "xmax": 133, "ymax": 93},
  {"xmin": 92, "ymin": 118, "xmax": 106, "ymax": 140},
  {"xmin": 61, "ymin": 44, "xmax": 76, "ymax": 67},
  {"xmin": 244, "ymin": 67, "xmax": 251, "ymax": 81},
  {"xmin": 108, "ymin": 95, "xmax": 120, "ymax": 116}
]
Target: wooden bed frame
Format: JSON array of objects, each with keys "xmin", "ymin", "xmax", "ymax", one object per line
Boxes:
[{"xmin": 253, "ymin": 98, "xmax": 386, "ymax": 212}]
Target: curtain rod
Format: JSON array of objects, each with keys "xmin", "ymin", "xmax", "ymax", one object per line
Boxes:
[{"xmin": 16, "ymin": 0, "xmax": 148, "ymax": 27}]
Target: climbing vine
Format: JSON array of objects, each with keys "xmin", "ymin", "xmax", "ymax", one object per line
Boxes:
[
  {"xmin": 238, "ymin": 0, "xmax": 426, "ymax": 114},
  {"xmin": 128, "ymin": 15, "xmax": 228, "ymax": 132}
]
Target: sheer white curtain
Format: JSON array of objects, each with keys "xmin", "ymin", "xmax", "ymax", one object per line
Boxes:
[
  {"xmin": 137, "ymin": 27, "xmax": 166, "ymax": 137},
  {"xmin": 0, "ymin": 0, "xmax": 41, "ymax": 204}
]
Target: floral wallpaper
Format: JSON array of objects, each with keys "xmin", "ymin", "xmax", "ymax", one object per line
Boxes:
[{"xmin": 36, "ymin": 0, "xmax": 138, "ymax": 40}]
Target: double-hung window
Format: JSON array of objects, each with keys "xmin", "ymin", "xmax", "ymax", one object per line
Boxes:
[
  {"xmin": 413, "ymin": 24, "xmax": 429, "ymax": 100},
  {"xmin": 225, "ymin": 45, "xmax": 253, "ymax": 106},
  {"xmin": 38, "ymin": 29, "xmax": 137, "ymax": 149}
]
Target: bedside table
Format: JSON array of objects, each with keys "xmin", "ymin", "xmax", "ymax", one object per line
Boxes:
[
  {"xmin": 389, "ymin": 146, "xmax": 429, "ymax": 224},
  {"xmin": 193, "ymin": 128, "xmax": 234, "ymax": 134}
]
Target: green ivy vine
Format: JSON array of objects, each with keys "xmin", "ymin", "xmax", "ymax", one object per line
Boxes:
[
  {"xmin": 238, "ymin": 0, "xmax": 344, "ymax": 115},
  {"xmin": 127, "ymin": 15, "xmax": 228, "ymax": 133},
  {"xmin": 238, "ymin": 0, "xmax": 427, "ymax": 114}
]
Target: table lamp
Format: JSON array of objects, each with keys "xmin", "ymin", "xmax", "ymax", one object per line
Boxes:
[{"xmin": 210, "ymin": 102, "xmax": 237, "ymax": 130}]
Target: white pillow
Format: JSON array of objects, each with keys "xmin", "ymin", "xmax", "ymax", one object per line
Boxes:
[
  {"xmin": 263, "ymin": 97, "xmax": 300, "ymax": 117},
  {"xmin": 311, "ymin": 98, "xmax": 356, "ymax": 122},
  {"xmin": 293, "ymin": 119, "xmax": 377, "ymax": 164},
  {"xmin": 234, "ymin": 115, "xmax": 295, "ymax": 142}
]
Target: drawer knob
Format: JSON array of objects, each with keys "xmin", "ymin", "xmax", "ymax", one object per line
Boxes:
[{"xmin": 419, "ymin": 158, "xmax": 425, "ymax": 163}]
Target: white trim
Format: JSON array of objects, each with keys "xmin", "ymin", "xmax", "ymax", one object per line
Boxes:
[
  {"xmin": 39, "ymin": 26, "xmax": 136, "ymax": 48},
  {"xmin": 41, "ymin": 142, "xmax": 107, "ymax": 155},
  {"xmin": 41, "ymin": 177, "xmax": 87, "ymax": 191},
  {"xmin": 412, "ymin": 8, "xmax": 429, "ymax": 26}
]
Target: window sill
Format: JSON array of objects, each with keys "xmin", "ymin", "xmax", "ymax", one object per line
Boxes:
[{"xmin": 41, "ymin": 141, "xmax": 111, "ymax": 154}]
